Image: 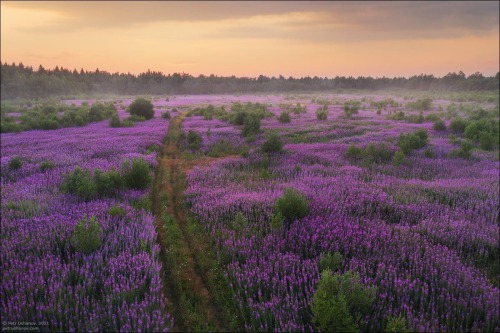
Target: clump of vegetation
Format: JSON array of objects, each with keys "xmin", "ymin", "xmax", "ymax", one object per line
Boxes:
[
  {"xmin": 397, "ymin": 129, "xmax": 429, "ymax": 154},
  {"xmin": 316, "ymin": 106, "xmax": 329, "ymax": 120},
  {"xmin": 274, "ymin": 188, "xmax": 308, "ymax": 226},
  {"xmin": 449, "ymin": 117, "xmax": 467, "ymax": 134},
  {"xmin": 93, "ymin": 169, "xmax": 123, "ymax": 197},
  {"xmin": 343, "ymin": 100, "xmax": 361, "ymax": 117},
  {"xmin": 464, "ymin": 119, "xmax": 498, "ymax": 151},
  {"xmin": 122, "ymin": 158, "xmax": 152, "ymax": 190},
  {"xmin": 188, "ymin": 104, "xmax": 229, "ymax": 121},
  {"xmin": 39, "ymin": 160, "xmax": 55, "ymax": 171},
  {"xmin": 269, "ymin": 212, "xmax": 285, "ymax": 230},
  {"xmin": 89, "ymin": 103, "xmax": 117, "ymax": 122},
  {"xmin": 312, "ymin": 270, "xmax": 376, "ymax": 333},
  {"xmin": 291, "ymin": 103, "xmax": 307, "ymax": 114},
  {"xmin": 207, "ymin": 139, "xmax": 244, "ymax": 157},
  {"xmin": 385, "ymin": 315, "xmax": 411, "ymax": 333},
  {"xmin": 392, "ymin": 150, "xmax": 406, "ymax": 166},
  {"xmin": 161, "ymin": 111, "xmax": 171, "ymax": 119},
  {"xmin": 71, "ymin": 216, "xmax": 103, "ymax": 254},
  {"xmin": 127, "ymin": 98, "xmax": 155, "ymax": 120},
  {"xmin": 8, "ymin": 157, "xmax": 23, "ymax": 171},
  {"xmin": 187, "ymin": 130, "xmax": 203, "ymax": 150},
  {"xmin": 370, "ymin": 98, "xmax": 398, "ymax": 110},
  {"xmin": 108, "ymin": 205, "xmax": 127, "ymax": 217},
  {"xmin": 242, "ymin": 113, "xmax": 261, "ymax": 137},
  {"xmin": 261, "ymin": 132, "xmax": 283, "ymax": 154},
  {"xmin": 449, "ymin": 140, "xmax": 474, "ymax": 159},
  {"xmin": 60, "ymin": 167, "xmax": 97, "ymax": 201},
  {"xmin": 231, "ymin": 212, "xmax": 248, "ymax": 232},
  {"xmin": 278, "ymin": 111, "xmax": 291, "ymax": 123},
  {"xmin": 318, "ymin": 252, "xmax": 343, "ymax": 272},
  {"xmin": 345, "ymin": 143, "xmax": 393, "ymax": 165},
  {"xmin": 433, "ymin": 119, "xmax": 447, "ymax": 131},
  {"xmin": 406, "ymin": 98, "xmax": 432, "ymax": 111}
]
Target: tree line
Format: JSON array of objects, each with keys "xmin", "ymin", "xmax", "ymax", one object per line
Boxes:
[{"xmin": 1, "ymin": 62, "xmax": 498, "ymax": 99}]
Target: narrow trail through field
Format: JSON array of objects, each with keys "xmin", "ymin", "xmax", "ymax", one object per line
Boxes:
[{"xmin": 152, "ymin": 114, "xmax": 237, "ymax": 332}]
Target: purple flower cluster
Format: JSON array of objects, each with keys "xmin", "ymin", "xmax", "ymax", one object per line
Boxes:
[{"xmin": 1, "ymin": 103, "xmax": 172, "ymax": 331}]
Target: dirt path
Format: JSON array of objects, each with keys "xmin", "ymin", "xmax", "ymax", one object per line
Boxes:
[{"xmin": 153, "ymin": 114, "xmax": 235, "ymax": 332}]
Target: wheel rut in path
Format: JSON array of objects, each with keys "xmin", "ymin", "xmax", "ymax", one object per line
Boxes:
[{"xmin": 152, "ymin": 114, "xmax": 230, "ymax": 332}]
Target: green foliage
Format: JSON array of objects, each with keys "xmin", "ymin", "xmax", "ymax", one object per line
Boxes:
[
  {"xmin": 397, "ymin": 129, "xmax": 429, "ymax": 154},
  {"xmin": 231, "ymin": 212, "xmax": 248, "ymax": 232},
  {"xmin": 109, "ymin": 114, "xmax": 122, "ymax": 128},
  {"xmin": 424, "ymin": 113, "xmax": 441, "ymax": 122},
  {"xmin": 207, "ymin": 139, "xmax": 244, "ymax": 157},
  {"xmin": 386, "ymin": 111, "xmax": 406, "ymax": 121},
  {"xmin": 261, "ymin": 132, "xmax": 283, "ymax": 154},
  {"xmin": 108, "ymin": 205, "xmax": 126, "ymax": 217},
  {"xmin": 405, "ymin": 113, "xmax": 424, "ymax": 124},
  {"xmin": 463, "ymin": 119, "xmax": 499, "ymax": 150},
  {"xmin": 188, "ymin": 104, "xmax": 229, "ymax": 121},
  {"xmin": 187, "ymin": 130, "xmax": 203, "ymax": 150},
  {"xmin": 8, "ymin": 156, "xmax": 22, "ymax": 170},
  {"xmin": 406, "ymin": 98, "xmax": 432, "ymax": 111},
  {"xmin": 449, "ymin": 140, "xmax": 474, "ymax": 159},
  {"xmin": 343, "ymin": 100, "xmax": 361, "ymax": 117},
  {"xmin": 385, "ymin": 315, "xmax": 411, "ymax": 333},
  {"xmin": 316, "ymin": 105, "xmax": 329, "ymax": 120},
  {"xmin": 242, "ymin": 113, "xmax": 261, "ymax": 137},
  {"xmin": 275, "ymin": 188, "xmax": 308, "ymax": 225},
  {"xmin": 89, "ymin": 103, "xmax": 116, "ymax": 122},
  {"xmin": 318, "ymin": 252, "xmax": 343, "ymax": 272},
  {"xmin": 424, "ymin": 148, "xmax": 436, "ymax": 158},
  {"xmin": 370, "ymin": 98, "xmax": 398, "ymax": 110},
  {"xmin": 127, "ymin": 114, "xmax": 146, "ymax": 122},
  {"xmin": 290, "ymin": 103, "xmax": 307, "ymax": 114},
  {"xmin": 60, "ymin": 167, "xmax": 97, "ymax": 201},
  {"xmin": 122, "ymin": 158, "xmax": 152, "ymax": 190},
  {"xmin": 71, "ymin": 216, "xmax": 103, "ymax": 254},
  {"xmin": 278, "ymin": 111, "xmax": 291, "ymax": 123},
  {"xmin": 392, "ymin": 150, "xmax": 406, "ymax": 166},
  {"xmin": 39, "ymin": 160, "xmax": 55, "ymax": 171},
  {"xmin": 161, "ymin": 111, "xmax": 171, "ymax": 119},
  {"xmin": 270, "ymin": 212, "xmax": 284, "ymax": 230},
  {"xmin": 450, "ymin": 117, "xmax": 467, "ymax": 133},
  {"xmin": 93, "ymin": 169, "xmax": 123, "ymax": 197},
  {"xmin": 345, "ymin": 143, "xmax": 393, "ymax": 165},
  {"xmin": 127, "ymin": 98, "xmax": 154, "ymax": 120},
  {"xmin": 129, "ymin": 195, "xmax": 152, "ymax": 212},
  {"xmin": 479, "ymin": 131, "xmax": 495, "ymax": 151},
  {"xmin": 432, "ymin": 119, "xmax": 446, "ymax": 131},
  {"xmin": 312, "ymin": 270, "xmax": 376, "ymax": 333}
]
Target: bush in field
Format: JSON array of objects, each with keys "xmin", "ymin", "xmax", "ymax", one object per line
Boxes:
[
  {"xmin": 385, "ymin": 315, "xmax": 411, "ymax": 333},
  {"xmin": 89, "ymin": 103, "xmax": 116, "ymax": 122},
  {"xmin": 270, "ymin": 212, "xmax": 285, "ymax": 230},
  {"xmin": 231, "ymin": 212, "xmax": 248, "ymax": 232},
  {"xmin": 109, "ymin": 114, "xmax": 122, "ymax": 128},
  {"xmin": 392, "ymin": 150, "xmax": 406, "ymax": 166},
  {"xmin": 345, "ymin": 144, "xmax": 363, "ymax": 162},
  {"xmin": 8, "ymin": 157, "xmax": 22, "ymax": 170},
  {"xmin": 122, "ymin": 158, "xmax": 152, "ymax": 190},
  {"xmin": 433, "ymin": 119, "xmax": 447, "ymax": 131},
  {"xmin": 242, "ymin": 113, "xmax": 261, "ymax": 137},
  {"xmin": 343, "ymin": 100, "xmax": 360, "ymax": 117},
  {"xmin": 93, "ymin": 169, "xmax": 123, "ymax": 197},
  {"xmin": 291, "ymin": 103, "xmax": 307, "ymax": 114},
  {"xmin": 406, "ymin": 98, "xmax": 432, "ymax": 111},
  {"xmin": 345, "ymin": 143, "xmax": 393, "ymax": 164},
  {"xmin": 397, "ymin": 129, "xmax": 428, "ymax": 154},
  {"xmin": 278, "ymin": 111, "xmax": 291, "ymax": 123},
  {"xmin": 128, "ymin": 98, "xmax": 154, "ymax": 120},
  {"xmin": 275, "ymin": 188, "xmax": 308, "ymax": 225},
  {"xmin": 187, "ymin": 130, "xmax": 203, "ymax": 150},
  {"xmin": 127, "ymin": 114, "xmax": 146, "ymax": 122},
  {"xmin": 316, "ymin": 106, "xmax": 328, "ymax": 120},
  {"xmin": 60, "ymin": 167, "xmax": 97, "ymax": 201},
  {"xmin": 161, "ymin": 111, "xmax": 171, "ymax": 119},
  {"xmin": 39, "ymin": 160, "xmax": 55, "ymax": 171},
  {"xmin": 108, "ymin": 205, "xmax": 127, "ymax": 217},
  {"xmin": 318, "ymin": 252, "xmax": 343, "ymax": 272},
  {"xmin": 479, "ymin": 132, "xmax": 495, "ymax": 151},
  {"xmin": 449, "ymin": 140, "xmax": 474, "ymax": 159},
  {"xmin": 449, "ymin": 117, "xmax": 467, "ymax": 134},
  {"xmin": 262, "ymin": 132, "xmax": 283, "ymax": 153},
  {"xmin": 464, "ymin": 119, "xmax": 499, "ymax": 150},
  {"xmin": 71, "ymin": 216, "xmax": 103, "ymax": 254},
  {"xmin": 312, "ymin": 270, "xmax": 376, "ymax": 333}
]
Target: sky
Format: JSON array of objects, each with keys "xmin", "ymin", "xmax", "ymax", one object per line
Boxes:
[{"xmin": 1, "ymin": 1, "xmax": 498, "ymax": 78}]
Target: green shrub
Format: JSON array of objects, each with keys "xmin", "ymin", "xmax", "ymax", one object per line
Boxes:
[
  {"xmin": 60, "ymin": 167, "xmax": 97, "ymax": 201},
  {"xmin": 449, "ymin": 140, "xmax": 473, "ymax": 159},
  {"xmin": 71, "ymin": 216, "xmax": 102, "ymax": 254},
  {"xmin": 392, "ymin": 150, "xmax": 406, "ymax": 166},
  {"xmin": 343, "ymin": 100, "xmax": 361, "ymax": 117},
  {"xmin": 161, "ymin": 111, "xmax": 171, "ymax": 119},
  {"xmin": 291, "ymin": 103, "xmax": 307, "ymax": 114},
  {"xmin": 127, "ymin": 114, "xmax": 146, "ymax": 122},
  {"xmin": 345, "ymin": 144, "xmax": 363, "ymax": 162},
  {"xmin": 479, "ymin": 132, "xmax": 495, "ymax": 151},
  {"xmin": 346, "ymin": 143, "xmax": 393, "ymax": 165},
  {"xmin": 318, "ymin": 252, "xmax": 343, "ymax": 272},
  {"xmin": 122, "ymin": 158, "xmax": 152, "ymax": 190},
  {"xmin": 108, "ymin": 205, "xmax": 127, "ymax": 217},
  {"xmin": 433, "ymin": 119, "xmax": 446, "ymax": 131},
  {"xmin": 406, "ymin": 98, "xmax": 432, "ymax": 111},
  {"xmin": 449, "ymin": 117, "xmax": 467, "ymax": 134},
  {"xmin": 187, "ymin": 130, "xmax": 203, "ymax": 150},
  {"xmin": 312, "ymin": 270, "xmax": 376, "ymax": 333},
  {"xmin": 231, "ymin": 212, "xmax": 248, "ymax": 232},
  {"xmin": 275, "ymin": 188, "xmax": 308, "ymax": 225},
  {"xmin": 385, "ymin": 315, "xmax": 411, "ymax": 333},
  {"xmin": 397, "ymin": 129, "xmax": 428, "ymax": 154},
  {"xmin": 128, "ymin": 98, "xmax": 154, "ymax": 120},
  {"xmin": 424, "ymin": 113, "xmax": 441, "ymax": 122},
  {"xmin": 39, "ymin": 160, "xmax": 55, "ymax": 171},
  {"xmin": 89, "ymin": 103, "xmax": 116, "ymax": 122},
  {"xmin": 109, "ymin": 114, "xmax": 122, "ymax": 128},
  {"xmin": 8, "ymin": 157, "xmax": 23, "ymax": 170},
  {"xmin": 424, "ymin": 148, "xmax": 436, "ymax": 158},
  {"xmin": 316, "ymin": 106, "xmax": 329, "ymax": 120},
  {"xmin": 262, "ymin": 132, "xmax": 283, "ymax": 154},
  {"xmin": 242, "ymin": 113, "xmax": 261, "ymax": 137},
  {"xmin": 270, "ymin": 212, "xmax": 284, "ymax": 230},
  {"xmin": 93, "ymin": 169, "xmax": 123, "ymax": 197},
  {"xmin": 278, "ymin": 111, "xmax": 291, "ymax": 123}
]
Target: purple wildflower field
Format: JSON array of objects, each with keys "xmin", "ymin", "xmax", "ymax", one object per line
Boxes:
[{"xmin": 1, "ymin": 93, "xmax": 498, "ymax": 332}]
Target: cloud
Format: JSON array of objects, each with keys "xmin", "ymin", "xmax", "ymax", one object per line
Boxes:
[{"xmin": 4, "ymin": 1, "xmax": 498, "ymax": 38}]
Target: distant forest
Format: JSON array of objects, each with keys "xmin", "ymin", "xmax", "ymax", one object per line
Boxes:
[{"xmin": 1, "ymin": 62, "xmax": 499, "ymax": 99}]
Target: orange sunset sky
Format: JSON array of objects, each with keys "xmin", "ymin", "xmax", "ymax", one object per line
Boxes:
[{"xmin": 1, "ymin": 1, "xmax": 499, "ymax": 78}]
